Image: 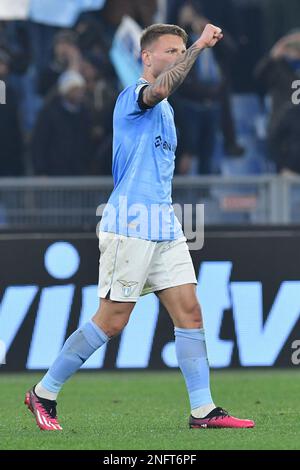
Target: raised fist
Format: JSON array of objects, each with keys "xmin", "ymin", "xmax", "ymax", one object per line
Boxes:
[{"xmin": 196, "ymin": 24, "xmax": 223, "ymax": 49}]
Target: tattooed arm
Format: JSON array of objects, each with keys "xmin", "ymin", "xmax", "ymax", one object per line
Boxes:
[{"xmin": 143, "ymin": 23, "xmax": 223, "ymax": 107}]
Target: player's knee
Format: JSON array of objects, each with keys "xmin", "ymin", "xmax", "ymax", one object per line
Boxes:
[
  {"xmin": 92, "ymin": 320, "xmax": 127, "ymax": 338},
  {"xmin": 92, "ymin": 311, "xmax": 130, "ymax": 338},
  {"xmin": 182, "ymin": 302, "xmax": 203, "ymax": 329},
  {"xmin": 107, "ymin": 318, "xmax": 129, "ymax": 337}
]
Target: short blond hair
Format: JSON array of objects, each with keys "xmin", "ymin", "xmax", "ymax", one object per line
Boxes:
[{"xmin": 140, "ymin": 23, "xmax": 188, "ymax": 50}]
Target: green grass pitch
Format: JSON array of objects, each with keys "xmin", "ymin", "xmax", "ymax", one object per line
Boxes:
[{"xmin": 0, "ymin": 370, "xmax": 299, "ymax": 450}]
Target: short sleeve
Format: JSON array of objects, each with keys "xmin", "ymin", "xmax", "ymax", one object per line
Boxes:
[
  {"xmin": 115, "ymin": 82, "xmax": 154, "ymax": 118},
  {"xmin": 135, "ymin": 84, "xmax": 153, "ymax": 111}
]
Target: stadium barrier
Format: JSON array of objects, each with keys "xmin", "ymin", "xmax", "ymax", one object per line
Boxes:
[{"xmin": 1, "ymin": 175, "xmax": 300, "ymax": 229}]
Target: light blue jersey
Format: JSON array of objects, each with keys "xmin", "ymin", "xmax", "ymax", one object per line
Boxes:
[{"xmin": 100, "ymin": 78, "xmax": 183, "ymax": 241}]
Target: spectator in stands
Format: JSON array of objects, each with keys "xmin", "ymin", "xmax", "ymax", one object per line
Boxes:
[
  {"xmin": 0, "ymin": 21, "xmax": 30, "ymax": 75},
  {"xmin": 175, "ymin": 2, "xmax": 244, "ymax": 164},
  {"xmin": 27, "ymin": 21, "xmax": 60, "ymax": 74},
  {"xmin": 168, "ymin": 0, "xmax": 265, "ymax": 93},
  {"xmin": 75, "ymin": 14, "xmax": 109, "ymax": 57},
  {"xmin": 38, "ymin": 30, "xmax": 82, "ymax": 97},
  {"xmin": 192, "ymin": 0, "xmax": 246, "ymax": 156},
  {"xmin": 269, "ymin": 104, "xmax": 300, "ymax": 175},
  {"xmin": 95, "ymin": 0, "xmax": 158, "ymax": 46},
  {"xmin": 81, "ymin": 53, "xmax": 118, "ymax": 175},
  {"xmin": 0, "ymin": 48, "xmax": 24, "ymax": 176},
  {"xmin": 101, "ymin": 0, "xmax": 158, "ymax": 30},
  {"xmin": 173, "ymin": 5, "xmax": 228, "ymax": 174},
  {"xmin": 255, "ymin": 31, "xmax": 300, "ymax": 174},
  {"xmin": 189, "ymin": 0, "xmax": 240, "ymax": 42},
  {"xmin": 74, "ymin": 14, "xmax": 118, "ymax": 85},
  {"xmin": 32, "ymin": 70, "xmax": 93, "ymax": 176},
  {"xmin": 256, "ymin": 31, "xmax": 300, "ymax": 126}
]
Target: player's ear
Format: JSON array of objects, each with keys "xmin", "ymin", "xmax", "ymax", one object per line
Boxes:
[{"xmin": 142, "ymin": 49, "xmax": 151, "ymax": 67}]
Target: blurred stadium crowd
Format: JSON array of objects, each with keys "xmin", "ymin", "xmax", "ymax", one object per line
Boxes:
[{"xmin": 0, "ymin": 0, "xmax": 300, "ymax": 178}]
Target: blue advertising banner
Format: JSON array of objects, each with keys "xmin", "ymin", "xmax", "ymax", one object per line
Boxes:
[{"xmin": 1, "ymin": 228, "xmax": 300, "ymax": 371}]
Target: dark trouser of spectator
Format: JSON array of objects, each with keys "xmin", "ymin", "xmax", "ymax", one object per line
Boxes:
[
  {"xmin": 0, "ymin": 88, "xmax": 24, "ymax": 176},
  {"xmin": 27, "ymin": 21, "xmax": 59, "ymax": 73},
  {"xmin": 175, "ymin": 98, "xmax": 219, "ymax": 175},
  {"xmin": 269, "ymin": 104, "xmax": 300, "ymax": 175},
  {"xmin": 220, "ymin": 84, "xmax": 244, "ymax": 157},
  {"xmin": 90, "ymin": 134, "xmax": 113, "ymax": 176}
]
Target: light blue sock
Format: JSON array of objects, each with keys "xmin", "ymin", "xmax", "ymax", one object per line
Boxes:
[
  {"xmin": 41, "ymin": 320, "xmax": 109, "ymax": 394},
  {"xmin": 175, "ymin": 327, "xmax": 213, "ymax": 410}
]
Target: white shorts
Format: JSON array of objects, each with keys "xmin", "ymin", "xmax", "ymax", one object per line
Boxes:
[{"xmin": 98, "ymin": 231, "xmax": 197, "ymax": 302}]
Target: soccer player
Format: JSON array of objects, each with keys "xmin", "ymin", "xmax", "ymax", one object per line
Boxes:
[{"xmin": 25, "ymin": 23, "xmax": 255, "ymax": 431}]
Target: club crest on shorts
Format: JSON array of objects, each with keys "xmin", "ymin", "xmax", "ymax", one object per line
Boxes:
[{"xmin": 117, "ymin": 280, "xmax": 138, "ymax": 297}]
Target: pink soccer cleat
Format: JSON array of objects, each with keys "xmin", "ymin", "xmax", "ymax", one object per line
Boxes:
[
  {"xmin": 24, "ymin": 387, "xmax": 62, "ymax": 431},
  {"xmin": 189, "ymin": 407, "xmax": 255, "ymax": 429}
]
